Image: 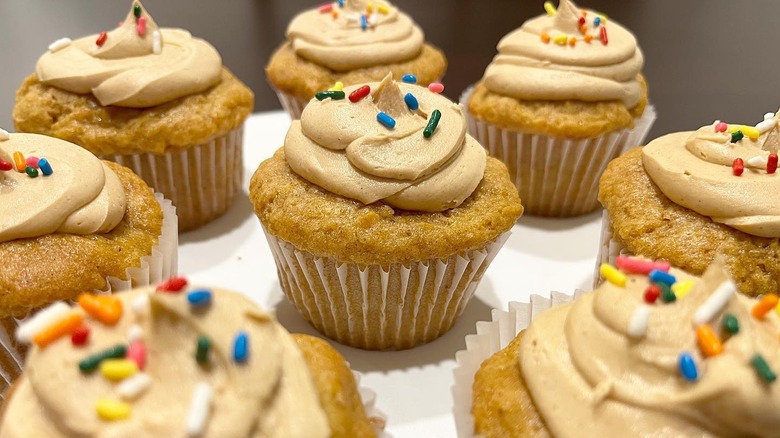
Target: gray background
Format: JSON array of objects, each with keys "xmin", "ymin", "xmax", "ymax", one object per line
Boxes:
[{"xmin": 1, "ymin": 1, "xmax": 778, "ymax": 139}]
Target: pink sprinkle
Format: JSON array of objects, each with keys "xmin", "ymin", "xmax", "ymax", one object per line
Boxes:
[
  {"xmin": 25, "ymin": 156, "xmax": 39, "ymax": 168},
  {"xmin": 127, "ymin": 340, "xmax": 147, "ymax": 370},
  {"xmin": 319, "ymin": 3, "xmax": 333, "ymax": 12},
  {"xmin": 714, "ymin": 122, "xmax": 728, "ymax": 133},
  {"xmin": 428, "ymin": 82, "xmax": 444, "ymax": 93},
  {"xmin": 137, "ymin": 16, "xmax": 147, "ymax": 36},
  {"xmin": 615, "ymin": 255, "xmax": 671, "ymax": 275}
]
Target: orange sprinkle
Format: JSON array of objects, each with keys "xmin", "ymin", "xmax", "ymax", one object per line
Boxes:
[
  {"xmin": 34, "ymin": 313, "xmax": 83, "ymax": 347},
  {"xmin": 13, "ymin": 151, "xmax": 25, "ymax": 172},
  {"xmin": 569, "ymin": 37, "xmax": 576, "ymax": 46},
  {"xmin": 696, "ymin": 324, "xmax": 723, "ymax": 357},
  {"xmin": 78, "ymin": 294, "xmax": 123, "ymax": 325},
  {"xmin": 584, "ymin": 34, "xmax": 593, "ymax": 43},
  {"xmin": 753, "ymin": 293, "xmax": 779, "ymax": 320},
  {"xmin": 580, "ymin": 24, "xmax": 588, "ymax": 34},
  {"xmin": 332, "ymin": 10, "xmax": 338, "ymax": 19},
  {"xmin": 541, "ymin": 32, "xmax": 551, "ymax": 43}
]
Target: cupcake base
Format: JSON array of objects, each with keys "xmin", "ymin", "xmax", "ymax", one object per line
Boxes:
[{"xmin": 274, "ymin": 89, "xmax": 310, "ymax": 120}]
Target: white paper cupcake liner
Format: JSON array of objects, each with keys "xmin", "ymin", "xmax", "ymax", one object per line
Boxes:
[
  {"xmin": 460, "ymin": 86, "xmax": 656, "ymax": 217},
  {"xmin": 592, "ymin": 210, "xmax": 629, "ymax": 288},
  {"xmin": 351, "ymin": 370, "xmax": 391, "ymax": 437},
  {"xmin": 264, "ymin": 229, "xmax": 511, "ymax": 350},
  {"xmin": 101, "ymin": 125, "xmax": 244, "ymax": 232},
  {"xmin": 274, "ymin": 89, "xmax": 310, "ymax": 120},
  {"xmin": 0, "ymin": 193, "xmax": 178, "ymax": 399},
  {"xmin": 451, "ymin": 291, "xmax": 582, "ymax": 438}
]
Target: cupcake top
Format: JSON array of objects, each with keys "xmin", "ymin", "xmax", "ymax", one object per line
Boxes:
[
  {"xmin": 522, "ymin": 257, "xmax": 780, "ymax": 437},
  {"xmin": 643, "ymin": 110, "xmax": 780, "ymax": 238},
  {"xmin": 0, "ymin": 281, "xmax": 329, "ymax": 437},
  {"xmin": 286, "ymin": 0, "xmax": 425, "ymax": 71},
  {"xmin": 482, "ymin": 0, "xmax": 644, "ymax": 106},
  {"xmin": 285, "ymin": 73, "xmax": 486, "ymax": 212},
  {"xmin": 0, "ymin": 132, "xmax": 126, "ymax": 243},
  {"xmin": 35, "ymin": 1, "xmax": 222, "ymax": 107}
]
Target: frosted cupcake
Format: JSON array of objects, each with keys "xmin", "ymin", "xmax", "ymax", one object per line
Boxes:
[
  {"xmin": 598, "ymin": 110, "xmax": 780, "ymax": 297},
  {"xmin": 13, "ymin": 1, "xmax": 254, "ymax": 232},
  {"xmin": 266, "ymin": 0, "xmax": 447, "ymax": 119},
  {"xmin": 463, "ymin": 0, "xmax": 655, "ymax": 217},
  {"xmin": 0, "ymin": 131, "xmax": 176, "ymax": 401},
  {"xmin": 250, "ymin": 74, "xmax": 522, "ymax": 350}
]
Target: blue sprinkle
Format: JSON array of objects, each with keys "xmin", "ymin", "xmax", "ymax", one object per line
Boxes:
[
  {"xmin": 678, "ymin": 352, "xmax": 698, "ymax": 381},
  {"xmin": 649, "ymin": 269, "xmax": 676, "ymax": 286},
  {"xmin": 187, "ymin": 289, "xmax": 213, "ymax": 307},
  {"xmin": 233, "ymin": 331, "xmax": 249, "ymax": 363},
  {"xmin": 404, "ymin": 93, "xmax": 419, "ymax": 111},
  {"xmin": 594, "ymin": 16, "xmax": 601, "ymax": 26},
  {"xmin": 337, "ymin": 0, "xmax": 344, "ymax": 7},
  {"xmin": 360, "ymin": 14, "xmax": 368, "ymax": 30},
  {"xmin": 402, "ymin": 74, "xmax": 417, "ymax": 84},
  {"xmin": 377, "ymin": 112, "xmax": 396, "ymax": 129},
  {"xmin": 38, "ymin": 158, "xmax": 53, "ymax": 176}
]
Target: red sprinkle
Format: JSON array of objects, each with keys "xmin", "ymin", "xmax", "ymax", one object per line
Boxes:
[
  {"xmin": 156, "ymin": 276, "xmax": 188, "ymax": 293},
  {"xmin": 127, "ymin": 340, "xmax": 147, "ymax": 370},
  {"xmin": 600, "ymin": 26, "xmax": 608, "ymax": 45},
  {"xmin": 319, "ymin": 3, "xmax": 333, "ymax": 13},
  {"xmin": 137, "ymin": 16, "xmax": 147, "ymax": 36},
  {"xmin": 96, "ymin": 31, "xmax": 108, "ymax": 47},
  {"xmin": 349, "ymin": 85, "xmax": 371, "ymax": 103},
  {"xmin": 714, "ymin": 122, "xmax": 728, "ymax": 133},
  {"xmin": 428, "ymin": 82, "xmax": 445, "ymax": 93},
  {"xmin": 768, "ymin": 153, "xmax": 778, "ymax": 174},
  {"xmin": 71, "ymin": 326, "xmax": 90, "ymax": 346},
  {"xmin": 733, "ymin": 158, "xmax": 744, "ymax": 176},
  {"xmin": 0, "ymin": 159, "xmax": 12, "ymax": 171},
  {"xmin": 578, "ymin": 16, "xmax": 586, "ymax": 26},
  {"xmin": 644, "ymin": 284, "xmax": 661, "ymax": 304},
  {"xmin": 615, "ymin": 255, "xmax": 670, "ymax": 275}
]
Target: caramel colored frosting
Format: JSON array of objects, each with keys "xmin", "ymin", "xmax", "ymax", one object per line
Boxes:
[
  {"xmin": 643, "ymin": 111, "xmax": 780, "ymax": 238},
  {"xmin": 285, "ymin": 74, "xmax": 486, "ymax": 212},
  {"xmin": 0, "ymin": 133, "xmax": 125, "ymax": 244},
  {"xmin": 286, "ymin": 0, "xmax": 424, "ymax": 71},
  {"xmin": 0, "ymin": 286, "xmax": 330, "ymax": 438},
  {"xmin": 522, "ymin": 258, "xmax": 780, "ymax": 437},
  {"xmin": 36, "ymin": 1, "xmax": 222, "ymax": 107},
  {"xmin": 483, "ymin": 0, "xmax": 643, "ymax": 107}
]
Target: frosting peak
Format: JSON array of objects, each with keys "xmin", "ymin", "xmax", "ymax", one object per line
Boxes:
[
  {"xmin": 285, "ymin": 75, "xmax": 486, "ymax": 212},
  {"xmin": 35, "ymin": 1, "xmax": 222, "ymax": 107}
]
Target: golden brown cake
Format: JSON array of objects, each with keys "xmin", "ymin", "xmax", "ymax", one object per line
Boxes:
[
  {"xmin": 0, "ymin": 285, "xmax": 379, "ymax": 437},
  {"xmin": 265, "ymin": 0, "xmax": 447, "ymax": 118},
  {"xmin": 251, "ymin": 75, "xmax": 522, "ymax": 350},
  {"xmin": 599, "ymin": 111, "xmax": 780, "ymax": 297},
  {"xmin": 463, "ymin": 0, "xmax": 654, "ymax": 217},
  {"xmin": 13, "ymin": 1, "xmax": 254, "ymax": 232}
]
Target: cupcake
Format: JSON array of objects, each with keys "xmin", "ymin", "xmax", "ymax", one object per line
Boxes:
[
  {"xmin": 0, "ymin": 131, "xmax": 177, "ymax": 400},
  {"xmin": 266, "ymin": 0, "xmax": 447, "ymax": 119},
  {"xmin": 250, "ymin": 74, "xmax": 522, "ymax": 350},
  {"xmin": 0, "ymin": 282, "xmax": 383, "ymax": 437},
  {"xmin": 598, "ymin": 110, "xmax": 780, "ymax": 297},
  {"xmin": 454, "ymin": 257, "xmax": 780, "ymax": 437},
  {"xmin": 462, "ymin": 0, "xmax": 655, "ymax": 217},
  {"xmin": 13, "ymin": 1, "xmax": 254, "ymax": 232}
]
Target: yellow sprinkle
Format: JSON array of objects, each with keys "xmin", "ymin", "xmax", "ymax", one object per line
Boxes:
[
  {"xmin": 671, "ymin": 280, "xmax": 695, "ymax": 299},
  {"xmin": 775, "ymin": 299, "xmax": 780, "ymax": 316},
  {"xmin": 366, "ymin": 2, "xmax": 374, "ymax": 13},
  {"xmin": 600, "ymin": 264, "xmax": 626, "ymax": 287},
  {"xmin": 100, "ymin": 359, "xmax": 139, "ymax": 381},
  {"xmin": 544, "ymin": 1, "xmax": 557, "ymax": 15},
  {"xmin": 328, "ymin": 81, "xmax": 344, "ymax": 92},
  {"xmin": 553, "ymin": 34, "xmax": 568, "ymax": 45},
  {"xmin": 378, "ymin": 4, "xmax": 389, "ymax": 14},
  {"xmin": 96, "ymin": 399, "xmax": 131, "ymax": 421},
  {"xmin": 728, "ymin": 125, "xmax": 760, "ymax": 140}
]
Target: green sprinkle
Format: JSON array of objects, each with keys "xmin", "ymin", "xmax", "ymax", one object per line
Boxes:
[
  {"xmin": 315, "ymin": 91, "xmax": 345, "ymax": 101},
  {"xmin": 722, "ymin": 313, "xmax": 740, "ymax": 335},
  {"xmin": 423, "ymin": 109, "xmax": 442, "ymax": 139},
  {"xmin": 659, "ymin": 283, "xmax": 676, "ymax": 303},
  {"xmin": 751, "ymin": 354, "xmax": 777, "ymax": 383},
  {"xmin": 730, "ymin": 130, "xmax": 744, "ymax": 143},
  {"xmin": 133, "ymin": 3, "xmax": 142, "ymax": 18},
  {"xmin": 196, "ymin": 336, "xmax": 210, "ymax": 364},
  {"xmin": 79, "ymin": 345, "xmax": 127, "ymax": 372},
  {"xmin": 25, "ymin": 166, "xmax": 38, "ymax": 178}
]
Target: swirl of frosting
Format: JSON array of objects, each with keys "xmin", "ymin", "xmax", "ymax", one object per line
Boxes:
[
  {"xmin": 284, "ymin": 74, "xmax": 486, "ymax": 212},
  {"xmin": 643, "ymin": 111, "xmax": 780, "ymax": 238},
  {"xmin": 521, "ymin": 258, "xmax": 780, "ymax": 437},
  {"xmin": 483, "ymin": 0, "xmax": 644, "ymax": 107},
  {"xmin": 286, "ymin": 0, "xmax": 424, "ymax": 71},
  {"xmin": 0, "ymin": 133, "xmax": 125, "ymax": 244},
  {"xmin": 35, "ymin": 1, "xmax": 222, "ymax": 108},
  {"xmin": 0, "ymin": 286, "xmax": 330, "ymax": 438}
]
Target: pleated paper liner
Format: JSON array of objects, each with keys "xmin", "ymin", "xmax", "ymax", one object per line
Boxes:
[
  {"xmin": 460, "ymin": 86, "xmax": 656, "ymax": 217},
  {"xmin": 451, "ymin": 291, "xmax": 582, "ymax": 438},
  {"xmin": 593, "ymin": 210, "xmax": 629, "ymax": 289},
  {"xmin": 274, "ymin": 89, "xmax": 310, "ymax": 120},
  {"xmin": 101, "ymin": 125, "xmax": 244, "ymax": 233},
  {"xmin": 264, "ymin": 229, "xmax": 511, "ymax": 350},
  {"xmin": 0, "ymin": 194, "xmax": 178, "ymax": 399}
]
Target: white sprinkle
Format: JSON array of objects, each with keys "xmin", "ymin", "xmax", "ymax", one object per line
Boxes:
[
  {"xmin": 346, "ymin": 12, "xmax": 360, "ymax": 22},
  {"xmin": 765, "ymin": 112, "xmax": 776, "ymax": 121},
  {"xmin": 747, "ymin": 156, "xmax": 766, "ymax": 167},
  {"xmin": 131, "ymin": 293, "xmax": 150, "ymax": 314},
  {"xmin": 186, "ymin": 382, "xmax": 213, "ymax": 437},
  {"xmin": 127, "ymin": 324, "xmax": 143, "ymax": 343},
  {"xmin": 693, "ymin": 280, "xmax": 736, "ymax": 326},
  {"xmin": 152, "ymin": 31, "xmax": 162, "ymax": 54},
  {"xmin": 117, "ymin": 372, "xmax": 152, "ymax": 400},
  {"xmin": 627, "ymin": 305, "xmax": 651, "ymax": 338},
  {"xmin": 369, "ymin": 14, "xmax": 378, "ymax": 25},
  {"xmin": 48, "ymin": 37, "xmax": 72, "ymax": 52},
  {"xmin": 756, "ymin": 119, "xmax": 776, "ymax": 134},
  {"xmin": 16, "ymin": 302, "xmax": 71, "ymax": 343},
  {"xmin": 0, "ymin": 128, "xmax": 9, "ymax": 141}
]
